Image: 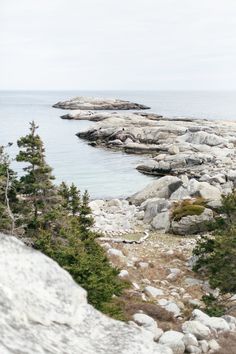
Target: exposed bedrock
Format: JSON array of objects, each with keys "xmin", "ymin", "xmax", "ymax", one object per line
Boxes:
[
  {"xmin": 77, "ymin": 114, "xmax": 236, "ymax": 181},
  {"xmin": 0, "ymin": 233, "xmax": 171, "ymax": 354}
]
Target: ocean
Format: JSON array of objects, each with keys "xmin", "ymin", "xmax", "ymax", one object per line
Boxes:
[{"xmin": 1, "ymin": 90, "xmax": 236, "ymax": 198}]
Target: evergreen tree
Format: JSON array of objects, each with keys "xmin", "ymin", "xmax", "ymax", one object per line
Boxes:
[
  {"xmin": 79, "ymin": 190, "xmax": 93, "ymax": 239},
  {"xmin": 59, "ymin": 182, "xmax": 81, "ymax": 216},
  {"xmin": 16, "ymin": 121, "xmax": 56, "ymax": 228},
  {"xmin": 193, "ymin": 192, "xmax": 236, "ymax": 314},
  {"xmin": 0, "ymin": 144, "xmax": 17, "ymax": 233}
]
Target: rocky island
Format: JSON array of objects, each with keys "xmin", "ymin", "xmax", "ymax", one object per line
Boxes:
[{"xmin": 53, "ymin": 96, "xmax": 150, "ymax": 110}]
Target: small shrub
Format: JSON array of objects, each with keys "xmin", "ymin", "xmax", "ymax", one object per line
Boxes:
[
  {"xmin": 172, "ymin": 203, "xmax": 205, "ymax": 221},
  {"xmin": 202, "ymin": 294, "xmax": 225, "ymax": 317}
]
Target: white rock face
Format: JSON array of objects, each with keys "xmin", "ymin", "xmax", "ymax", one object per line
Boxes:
[{"xmin": 0, "ymin": 234, "xmax": 170, "ymax": 354}]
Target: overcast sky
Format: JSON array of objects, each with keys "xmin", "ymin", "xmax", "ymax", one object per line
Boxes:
[{"xmin": 1, "ymin": 0, "xmax": 236, "ymax": 90}]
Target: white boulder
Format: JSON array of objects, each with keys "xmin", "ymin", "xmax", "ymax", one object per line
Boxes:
[
  {"xmin": 0, "ymin": 234, "xmax": 168, "ymax": 354},
  {"xmin": 182, "ymin": 321, "xmax": 211, "ymax": 340},
  {"xmin": 159, "ymin": 331, "xmax": 185, "ymax": 354}
]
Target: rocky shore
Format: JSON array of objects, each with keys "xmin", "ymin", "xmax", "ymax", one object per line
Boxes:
[
  {"xmin": 70, "ymin": 111, "xmax": 235, "ymax": 236},
  {"xmin": 51, "ymin": 96, "xmax": 236, "ymax": 352}
]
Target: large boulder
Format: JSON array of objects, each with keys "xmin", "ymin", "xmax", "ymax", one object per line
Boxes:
[
  {"xmin": 192, "ymin": 309, "xmax": 230, "ymax": 332},
  {"xmin": 171, "ymin": 208, "xmax": 214, "ymax": 235},
  {"xmin": 182, "ymin": 321, "xmax": 211, "ymax": 340},
  {"xmin": 151, "ymin": 211, "xmax": 171, "ymax": 232},
  {"xmin": 142, "ymin": 198, "xmax": 170, "ymax": 223},
  {"xmin": 130, "ymin": 176, "xmax": 182, "ymax": 205},
  {"xmin": 0, "ymin": 234, "xmax": 171, "ymax": 354},
  {"xmin": 187, "ymin": 179, "xmax": 221, "ymax": 201},
  {"xmin": 159, "ymin": 331, "xmax": 185, "ymax": 354}
]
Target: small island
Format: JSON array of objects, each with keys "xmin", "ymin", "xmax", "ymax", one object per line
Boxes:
[{"xmin": 53, "ymin": 96, "xmax": 150, "ymax": 110}]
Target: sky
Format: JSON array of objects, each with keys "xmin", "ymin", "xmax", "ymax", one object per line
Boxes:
[{"xmin": 1, "ymin": 0, "xmax": 236, "ymax": 90}]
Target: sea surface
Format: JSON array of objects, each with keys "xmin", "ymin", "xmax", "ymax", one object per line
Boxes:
[{"xmin": 1, "ymin": 90, "xmax": 236, "ymax": 198}]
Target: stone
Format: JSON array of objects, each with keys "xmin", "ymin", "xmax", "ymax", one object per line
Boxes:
[
  {"xmin": 159, "ymin": 331, "xmax": 185, "ymax": 354},
  {"xmin": 129, "ymin": 176, "xmax": 182, "ymax": 205},
  {"xmin": 158, "ymin": 301, "xmax": 181, "ymax": 317},
  {"xmin": 182, "ymin": 333, "xmax": 198, "ymax": 347},
  {"xmin": 133, "ymin": 313, "xmax": 163, "ymax": 341},
  {"xmin": 118, "ymin": 270, "xmax": 129, "ymax": 278},
  {"xmin": 142, "ymin": 198, "xmax": 170, "ymax": 222},
  {"xmin": 208, "ymin": 339, "xmax": 220, "ymax": 352},
  {"xmin": 187, "ymin": 179, "xmax": 221, "ymax": 201},
  {"xmin": 222, "ymin": 315, "xmax": 236, "ymax": 331},
  {"xmin": 167, "ymin": 268, "xmax": 182, "ymax": 280},
  {"xmin": 138, "ymin": 262, "xmax": 149, "ymax": 269},
  {"xmin": 185, "ymin": 345, "xmax": 201, "ymax": 353},
  {"xmin": 184, "ymin": 277, "xmax": 203, "ymax": 287},
  {"xmin": 0, "ymin": 234, "xmax": 166, "ymax": 354},
  {"xmin": 198, "ymin": 340, "xmax": 209, "ymax": 353},
  {"xmin": 192, "ymin": 309, "xmax": 230, "ymax": 332},
  {"xmin": 144, "ymin": 286, "xmax": 164, "ymax": 298},
  {"xmin": 151, "ymin": 211, "xmax": 171, "ymax": 232},
  {"xmin": 107, "ymin": 248, "xmax": 125, "ymax": 258},
  {"xmin": 170, "ymin": 186, "xmax": 190, "ymax": 201},
  {"xmin": 171, "ymin": 208, "xmax": 214, "ymax": 235},
  {"xmin": 182, "ymin": 321, "xmax": 211, "ymax": 340}
]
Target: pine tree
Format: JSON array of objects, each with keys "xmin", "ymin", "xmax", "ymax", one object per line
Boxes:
[
  {"xmin": 79, "ymin": 190, "xmax": 93, "ymax": 239},
  {"xmin": 59, "ymin": 182, "xmax": 81, "ymax": 216},
  {"xmin": 70, "ymin": 183, "xmax": 81, "ymax": 216},
  {"xmin": 16, "ymin": 122, "xmax": 56, "ymax": 227}
]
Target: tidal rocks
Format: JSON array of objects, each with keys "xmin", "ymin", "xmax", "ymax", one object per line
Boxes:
[
  {"xmin": 0, "ymin": 233, "xmax": 169, "ymax": 354},
  {"xmin": 53, "ymin": 96, "xmax": 150, "ymax": 110}
]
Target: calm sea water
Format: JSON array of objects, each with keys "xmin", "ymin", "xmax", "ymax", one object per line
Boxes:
[{"xmin": 1, "ymin": 90, "xmax": 236, "ymax": 198}]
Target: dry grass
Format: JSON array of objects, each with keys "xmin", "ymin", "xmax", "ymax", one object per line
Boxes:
[
  {"xmin": 116, "ymin": 292, "xmax": 181, "ymax": 331},
  {"xmin": 215, "ymin": 332, "xmax": 236, "ymax": 354}
]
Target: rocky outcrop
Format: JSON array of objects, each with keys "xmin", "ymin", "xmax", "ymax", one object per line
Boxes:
[
  {"xmin": 53, "ymin": 96, "xmax": 150, "ymax": 110},
  {"xmin": 0, "ymin": 233, "xmax": 173, "ymax": 354}
]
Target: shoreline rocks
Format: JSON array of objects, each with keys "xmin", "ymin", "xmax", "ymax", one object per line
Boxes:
[{"xmin": 53, "ymin": 96, "xmax": 150, "ymax": 110}]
